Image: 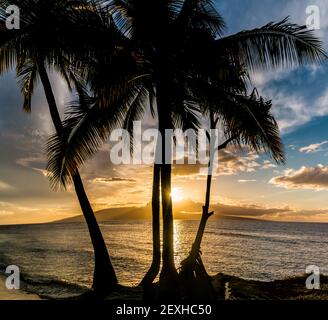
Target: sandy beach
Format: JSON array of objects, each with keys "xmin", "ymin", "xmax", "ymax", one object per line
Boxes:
[{"xmin": 0, "ymin": 276, "xmax": 41, "ymax": 300}]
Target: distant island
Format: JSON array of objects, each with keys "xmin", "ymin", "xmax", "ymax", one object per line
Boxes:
[{"xmin": 54, "ymin": 199, "xmax": 277, "ymax": 223}]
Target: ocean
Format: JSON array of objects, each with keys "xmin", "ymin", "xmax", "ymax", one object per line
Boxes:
[{"xmin": 0, "ymin": 218, "xmax": 327, "ymax": 298}]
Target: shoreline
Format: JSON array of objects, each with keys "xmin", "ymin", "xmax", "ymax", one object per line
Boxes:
[{"xmin": 0, "ymin": 273, "xmax": 327, "ymax": 300}]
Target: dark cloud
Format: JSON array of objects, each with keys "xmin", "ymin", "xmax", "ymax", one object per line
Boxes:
[
  {"xmin": 165, "ymin": 199, "xmax": 291, "ymax": 218},
  {"xmin": 211, "ymin": 203, "xmax": 290, "ymax": 218},
  {"xmin": 176, "ymin": 201, "xmax": 328, "ymax": 221},
  {"xmin": 270, "ymin": 165, "xmax": 328, "ymax": 190},
  {"xmin": 93, "ymin": 177, "xmax": 136, "ymax": 183},
  {"xmin": 172, "ymin": 162, "xmax": 205, "ymax": 176}
]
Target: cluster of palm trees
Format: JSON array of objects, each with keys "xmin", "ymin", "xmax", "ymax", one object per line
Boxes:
[{"xmin": 0, "ymin": 0, "xmax": 326, "ymax": 299}]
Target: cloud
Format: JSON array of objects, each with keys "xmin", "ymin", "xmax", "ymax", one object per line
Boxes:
[
  {"xmin": 210, "ymin": 199, "xmax": 328, "ymax": 222},
  {"xmin": 0, "ymin": 201, "xmax": 15, "ymax": 216},
  {"xmin": 270, "ymin": 165, "xmax": 328, "ymax": 190},
  {"xmin": 299, "ymin": 141, "xmax": 328, "ymax": 153},
  {"xmin": 171, "ymin": 199, "xmax": 292, "ymax": 219},
  {"xmin": 172, "ymin": 149, "xmax": 261, "ymax": 177},
  {"xmin": 257, "ymin": 85, "xmax": 328, "ymax": 134},
  {"xmin": 238, "ymin": 180, "xmax": 256, "ymax": 183},
  {"xmin": 288, "ymin": 144, "xmax": 297, "ymax": 150},
  {"xmin": 261, "ymin": 160, "xmax": 277, "ymax": 169},
  {"xmin": 266, "ymin": 208, "xmax": 328, "ymax": 222},
  {"xmin": 15, "ymin": 154, "xmax": 50, "ymax": 176},
  {"xmin": 172, "ymin": 162, "xmax": 205, "ymax": 177},
  {"xmin": 16, "ymin": 154, "xmax": 46, "ymax": 168},
  {"xmin": 92, "ymin": 177, "xmax": 136, "ymax": 184},
  {"xmin": 213, "ymin": 202, "xmax": 290, "ymax": 218},
  {"xmin": 265, "ymin": 89, "xmax": 320, "ymax": 133},
  {"xmin": 80, "ymin": 163, "xmax": 154, "ymax": 209},
  {"xmin": 0, "ymin": 200, "xmax": 80, "ymax": 224},
  {"xmin": 222, "ymin": 1, "xmax": 328, "ymax": 137},
  {"xmin": 251, "ymin": 68, "xmax": 296, "ymax": 88},
  {"xmin": 218, "ymin": 150, "xmax": 260, "ymax": 175},
  {"xmin": 0, "ymin": 181, "xmax": 14, "ymax": 191}
]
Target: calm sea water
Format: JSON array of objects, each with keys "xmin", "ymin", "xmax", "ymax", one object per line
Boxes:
[{"xmin": 0, "ymin": 218, "xmax": 328, "ymax": 297}]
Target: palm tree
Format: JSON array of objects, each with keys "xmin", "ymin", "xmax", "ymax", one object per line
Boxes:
[
  {"xmin": 179, "ymin": 88, "xmax": 285, "ymax": 299},
  {"xmin": 0, "ymin": 0, "xmax": 117, "ymax": 294},
  {"xmin": 45, "ymin": 0, "xmax": 326, "ymax": 296}
]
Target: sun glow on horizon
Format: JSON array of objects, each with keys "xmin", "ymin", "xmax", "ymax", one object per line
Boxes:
[{"xmin": 171, "ymin": 187, "xmax": 184, "ymax": 202}]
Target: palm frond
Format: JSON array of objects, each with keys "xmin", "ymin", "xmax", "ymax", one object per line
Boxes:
[
  {"xmin": 220, "ymin": 90, "xmax": 285, "ymax": 164},
  {"xmin": 46, "ymin": 82, "xmax": 143, "ymax": 189},
  {"xmin": 0, "ymin": 45, "xmax": 17, "ymax": 74},
  {"xmin": 216, "ymin": 17, "xmax": 327, "ymax": 71},
  {"xmin": 176, "ymin": 0, "xmax": 226, "ymax": 36},
  {"xmin": 17, "ymin": 59, "xmax": 38, "ymax": 112}
]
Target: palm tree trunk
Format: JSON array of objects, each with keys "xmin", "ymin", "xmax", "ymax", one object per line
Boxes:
[
  {"xmin": 190, "ymin": 124, "xmax": 216, "ymax": 258},
  {"xmin": 191, "ymin": 183, "xmax": 214, "ymax": 258},
  {"xmin": 186, "ymin": 133, "xmax": 236, "ymax": 261},
  {"xmin": 160, "ymin": 162, "xmax": 176, "ymax": 274},
  {"xmin": 156, "ymin": 85, "xmax": 179, "ymax": 297},
  {"xmin": 179, "ymin": 115, "xmax": 236, "ymax": 299},
  {"xmin": 72, "ymin": 174, "xmax": 118, "ymax": 292},
  {"xmin": 37, "ymin": 62, "xmax": 117, "ymax": 294},
  {"xmin": 159, "ymin": 160, "xmax": 180, "ymax": 297},
  {"xmin": 178, "ymin": 115, "xmax": 216, "ymax": 299},
  {"xmin": 191, "ymin": 132, "xmax": 236, "ymax": 254},
  {"xmin": 179, "ymin": 129, "xmax": 215, "ymax": 282},
  {"xmin": 139, "ymin": 163, "xmax": 161, "ymax": 287}
]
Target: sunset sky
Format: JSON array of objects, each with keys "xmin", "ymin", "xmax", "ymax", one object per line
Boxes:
[{"xmin": 1, "ymin": 0, "xmax": 328, "ymax": 224}]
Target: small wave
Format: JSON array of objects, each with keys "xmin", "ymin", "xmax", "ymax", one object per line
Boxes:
[
  {"xmin": 20, "ymin": 274, "xmax": 89, "ymax": 299},
  {"xmin": 218, "ymin": 231, "xmax": 298, "ymax": 245},
  {"xmin": 0, "ymin": 263, "xmax": 89, "ymax": 299}
]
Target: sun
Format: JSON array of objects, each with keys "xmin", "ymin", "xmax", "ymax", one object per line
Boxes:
[{"xmin": 171, "ymin": 187, "xmax": 184, "ymax": 202}]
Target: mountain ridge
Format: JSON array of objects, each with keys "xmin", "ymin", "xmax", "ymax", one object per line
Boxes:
[{"xmin": 53, "ymin": 199, "xmax": 268, "ymax": 223}]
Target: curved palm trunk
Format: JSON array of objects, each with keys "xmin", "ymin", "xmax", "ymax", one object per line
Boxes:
[
  {"xmin": 72, "ymin": 174, "xmax": 118, "ymax": 293},
  {"xmin": 37, "ymin": 62, "xmax": 117, "ymax": 294},
  {"xmin": 189, "ymin": 127, "xmax": 216, "ymax": 258},
  {"xmin": 179, "ymin": 115, "xmax": 236, "ymax": 299},
  {"xmin": 179, "ymin": 126, "xmax": 215, "ymax": 299},
  {"xmin": 140, "ymin": 163, "xmax": 161, "ymax": 287},
  {"xmin": 189, "ymin": 133, "xmax": 236, "ymax": 256}
]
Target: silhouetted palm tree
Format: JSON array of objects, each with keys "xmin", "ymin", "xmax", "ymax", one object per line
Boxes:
[
  {"xmin": 0, "ymin": 0, "xmax": 117, "ymax": 294},
  {"xmin": 45, "ymin": 0, "xmax": 326, "ymax": 297},
  {"xmin": 179, "ymin": 87, "xmax": 286, "ymax": 299}
]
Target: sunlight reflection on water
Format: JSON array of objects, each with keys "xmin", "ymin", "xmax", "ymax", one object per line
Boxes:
[{"xmin": 0, "ymin": 218, "xmax": 328, "ymax": 294}]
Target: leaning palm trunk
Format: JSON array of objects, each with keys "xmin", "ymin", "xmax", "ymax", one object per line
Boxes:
[
  {"xmin": 179, "ymin": 114, "xmax": 235, "ymax": 299},
  {"xmin": 179, "ymin": 129, "xmax": 215, "ymax": 300},
  {"xmin": 140, "ymin": 163, "xmax": 161, "ymax": 287},
  {"xmin": 37, "ymin": 62, "xmax": 117, "ymax": 294}
]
